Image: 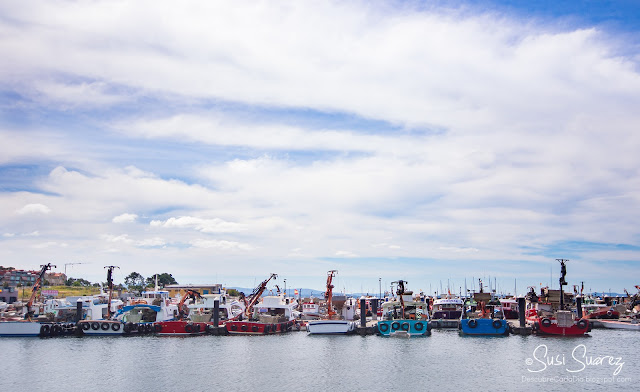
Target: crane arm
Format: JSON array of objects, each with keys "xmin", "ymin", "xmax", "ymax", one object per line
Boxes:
[
  {"xmin": 26, "ymin": 263, "xmax": 55, "ymax": 320},
  {"xmin": 177, "ymin": 290, "xmax": 202, "ymax": 320},
  {"xmin": 325, "ymin": 270, "xmax": 337, "ymax": 318},
  {"xmin": 243, "ymin": 273, "xmax": 277, "ymax": 318}
]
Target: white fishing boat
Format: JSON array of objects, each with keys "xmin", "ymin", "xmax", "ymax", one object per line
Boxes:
[
  {"xmin": 0, "ymin": 263, "xmax": 55, "ymax": 337},
  {"xmin": 599, "ymin": 319, "xmax": 640, "ymax": 331},
  {"xmin": 307, "ymin": 270, "xmax": 355, "ymax": 335}
]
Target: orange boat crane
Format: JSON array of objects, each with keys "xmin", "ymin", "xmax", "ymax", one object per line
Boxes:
[
  {"xmin": 325, "ymin": 270, "xmax": 337, "ymax": 319},
  {"xmin": 177, "ymin": 289, "xmax": 202, "ymax": 320},
  {"xmin": 25, "ymin": 263, "xmax": 55, "ymax": 320}
]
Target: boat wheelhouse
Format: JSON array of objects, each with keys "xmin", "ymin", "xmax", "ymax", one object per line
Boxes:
[{"xmin": 431, "ymin": 298, "xmax": 463, "ymax": 320}]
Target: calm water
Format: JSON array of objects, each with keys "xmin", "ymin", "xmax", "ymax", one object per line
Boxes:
[{"xmin": 2, "ymin": 328, "xmax": 636, "ymax": 391}]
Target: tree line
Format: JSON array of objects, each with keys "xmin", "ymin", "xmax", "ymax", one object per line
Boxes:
[{"xmin": 60, "ymin": 272, "xmax": 178, "ymax": 293}]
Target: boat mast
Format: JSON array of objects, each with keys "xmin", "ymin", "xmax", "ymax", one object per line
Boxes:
[
  {"xmin": 104, "ymin": 265, "xmax": 119, "ymax": 319},
  {"xmin": 557, "ymin": 259, "xmax": 568, "ymax": 310},
  {"xmin": 394, "ymin": 280, "xmax": 407, "ymax": 319},
  {"xmin": 325, "ymin": 270, "xmax": 337, "ymax": 319}
]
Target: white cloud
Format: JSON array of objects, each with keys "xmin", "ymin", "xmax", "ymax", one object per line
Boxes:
[
  {"xmin": 16, "ymin": 203, "xmax": 51, "ymax": 215},
  {"xmin": 189, "ymin": 239, "xmax": 253, "ymax": 251},
  {"xmin": 335, "ymin": 250, "xmax": 359, "ymax": 258},
  {"xmin": 112, "ymin": 213, "xmax": 138, "ymax": 223},
  {"xmin": 150, "ymin": 216, "xmax": 246, "ymax": 233},
  {"xmin": 32, "ymin": 241, "xmax": 67, "ymax": 249}
]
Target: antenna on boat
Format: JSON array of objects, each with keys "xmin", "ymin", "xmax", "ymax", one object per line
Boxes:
[
  {"xmin": 557, "ymin": 259, "xmax": 569, "ymax": 310},
  {"xmin": 105, "ymin": 265, "xmax": 120, "ymax": 319}
]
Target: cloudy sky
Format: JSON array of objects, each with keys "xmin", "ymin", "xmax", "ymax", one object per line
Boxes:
[{"xmin": 1, "ymin": 0, "xmax": 639, "ymax": 295}]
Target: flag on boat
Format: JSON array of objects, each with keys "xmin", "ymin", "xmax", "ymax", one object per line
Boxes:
[{"xmin": 294, "ymin": 289, "xmax": 299, "ymax": 295}]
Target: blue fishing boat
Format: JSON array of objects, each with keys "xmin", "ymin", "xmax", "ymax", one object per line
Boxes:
[
  {"xmin": 377, "ymin": 280, "xmax": 431, "ymax": 337},
  {"xmin": 460, "ymin": 288, "xmax": 510, "ymax": 336}
]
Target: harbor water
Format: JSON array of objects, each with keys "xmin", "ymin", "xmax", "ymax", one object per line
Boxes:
[{"xmin": 3, "ymin": 328, "xmax": 636, "ymax": 391}]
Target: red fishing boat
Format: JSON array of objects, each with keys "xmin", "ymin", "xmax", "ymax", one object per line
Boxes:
[
  {"xmin": 226, "ymin": 274, "xmax": 299, "ymax": 335},
  {"xmin": 525, "ymin": 259, "xmax": 590, "ymax": 336}
]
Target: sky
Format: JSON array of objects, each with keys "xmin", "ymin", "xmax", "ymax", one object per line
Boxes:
[{"xmin": 1, "ymin": 0, "xmax": 640, "ymax": 296}]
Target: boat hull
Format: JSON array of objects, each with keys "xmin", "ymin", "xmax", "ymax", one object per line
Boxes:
[
  {"xmin": 0, "ymin": 321, "xmax": 42, "ymax": 337},
  {"xmin": 530, "ymin": 318, "xmax": 590, "ymax": 336},
  {"xmin": 460, "ymin": 318, "xmax": 509, "ymax": 335},
  {"xmin": 77, "ymin": 320, "xmax": 126, "ymax": 336},
  {"xmin": 307, "ymin": 320, "xmax": 355, "ymax": 334},
  {"xmin": 155, "ymin": 320, "xmax": 212, "ymax": 335},
  {"xmin": 377, "ymin": 319, "xmax": 430, "ymax": 337},
  {"xmin": 226, "ymin": 320, "xmax": 296, "ymax": 335},
  {"xmin": 599, "ymin": 320, "xmax": 640, "ymax": 330},
  {"xmin": 584, "ymin": 309, "xmax": 619, "ymax": 319}
]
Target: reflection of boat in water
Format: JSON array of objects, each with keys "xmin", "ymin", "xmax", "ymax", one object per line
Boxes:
[
  {"xmin": 226, "ymin": 274, "xmax": 298, "ymax": 335},
  {"xmin": 307, "ymin": 270, "xmax": 355, "ymax": 335},
  {"xmin": 526, "ymin": 259, "xmax": 590, "ymax": 336},
  {"xmin": 460, "ymin": 285, "xmax": 509, "ymax": 336},
  {"xmin": 377, "ymin": 280, "xmax": 430, "ymax": 337}
]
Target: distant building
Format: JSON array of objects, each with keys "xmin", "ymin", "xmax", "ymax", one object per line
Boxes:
[
  {"xmin": 0, "ymin": 266, "xmax": 37, "ymax": 287},
  {"xmin": 45, "ymin": 272, "xmax": 67, "ymax": 286},
  {"xmin": 164, "ymin": 284, "xmax": 223, "ymax": 298},
  {"xmin": 0, "ymin": 286, "xmax": 19, "ymax": 303}
]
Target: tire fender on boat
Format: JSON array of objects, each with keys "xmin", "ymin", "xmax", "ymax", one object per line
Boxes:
[
  {"xmin": 153, "ymin": 324, "xmax": 162, "ymax": 332},
  {"xmin": 112, "ymin": 323, "xmax": 121, "ymax": 331},
  {"xmin": 468, "ymin": 319, "xmax": 478, "ymax": 328},
  {"xmin": 241, "ymin": 324, "xmax": 248, "ymax": 332},
  {"xmin": 82, "ymin": 322, "xmax": 90, "ymax": 331},
  {"xmin": 401, "ymin": 322, "xmax": 410, "ymax": 331},
  {"xmin": 492, "ymin": 320, "xmax": 503, "ymax": 329},
  {"xmin": 91, "ymin": 322, "xmax": 100, "ymax": 330},
  {"xmin": 577, "ymin": 319, "xmax": 588, "ymax": 330},
  {"xmin": 541, "ymin": 318, "xmax": 552, "ymax": 328},
  {"xmin": 391, "ymin": 322, "xmax": 400, "ymax": 330},
  {"xmin": 40, "ymin": 324, "xmax": 50, "ymax": 335},
  {"xmin": 414, "ymin": 322, "xmax": 424, "ymax": 331},
  {"xmin": 101, "ymin": 322, "xmax": 110, "ymax": 331},
  {"xmin": 378, "ymin": 323, "xmax": 389, "ymax": 332}
]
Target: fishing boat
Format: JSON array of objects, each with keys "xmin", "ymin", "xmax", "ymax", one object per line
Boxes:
[
  {"xmin": 155, "ymin": 286, "xmax": 245, "ymax": 335},
  {"xmin": 526, "ymin": 259, "xmax": 590, "ymax": 336},
  {"xmin": 460, "ymin": 288, "xmax": 509, "ymax": 336},
  {"xmin": 226, "ymin": 274, "xmax": 298, "ymax": 335},
  {"xmin": 301, "ymin": 299, "xmax": 321, "ymax": 320},
  {"xmin": 377, "ymin": 280, "xmax": 430, "ymax": 337},
  {"xmin": 77, "ymin": 266, "xmax": 129, "ymax": 336},
  {"xmin": 307, "ymin": 270, "xmax": 355, "ymax": 335},
  {"xmin": 497, "ymin": 298, "xmax": 520, "ymax": 320},
  {"xmin": 582, "ymin": 303, "xmax": 620, "ymax": 320},
  {"xmin": 0, "ymin": 263, "xmax": 55, "ymax": 337}
]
